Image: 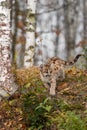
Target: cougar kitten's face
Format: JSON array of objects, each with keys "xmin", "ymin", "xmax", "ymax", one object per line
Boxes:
[{"xmin": 40, "ymin": 64, "xmax": 50, "ymax": 84}]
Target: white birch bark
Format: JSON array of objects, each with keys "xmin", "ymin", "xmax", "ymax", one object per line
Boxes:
[
  {"xmin": 24, "ymin": 0, "xmax": 37, "ymax": 67},
  {"xmin": 0, "ymin": 0, "xmax": 17, "ymax": 98}
]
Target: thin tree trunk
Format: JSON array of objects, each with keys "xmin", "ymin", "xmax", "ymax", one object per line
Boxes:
[
  {"xmin": 83, "ymin": 0, "xmax": 87, "ymax": 40},
  {"xmin": 11, "ymin": 0, "xmax": 18, "ymax": 67},
  {"xmin": 24, "ymin": 0, "xmax": 37, "ymax": 67},
  {"xmin": 54, "ymin": 12, "xmax": 60, "ymax": 57},
  {"xmin": 15, "ymin": 0, "xmax": 26, "ymax": 68}
]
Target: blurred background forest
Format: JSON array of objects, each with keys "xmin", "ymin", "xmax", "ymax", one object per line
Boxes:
[
  {"xmin": 0, "ymin": 1, "xmax": 87, "ymax": 129},
  {"xmin": 11, "ymin": 0, "xmax": 87, "ymax": 68}
]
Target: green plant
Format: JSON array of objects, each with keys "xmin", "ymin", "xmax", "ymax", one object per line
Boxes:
[
  {"xmin": 21, "ymin": 82, "xmax": 87, "ymax": 130},
  {"xmin": 58, "ymin": 100, "xmax": 70, "ymax": 111},
  {"xmin": 57, "ymin": 111, "xmax": 86, "ymax": 130},
  {"xmin": 22, "ymin": 86, "xmax": 52, "ymax": 130}
]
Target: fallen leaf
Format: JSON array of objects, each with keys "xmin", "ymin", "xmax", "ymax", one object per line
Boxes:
[{"xmin": 58, "ymin": 83, "xmax": 68, "ymax": 90}]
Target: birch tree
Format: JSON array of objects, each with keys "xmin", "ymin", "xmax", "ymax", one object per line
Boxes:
[
  {"xmin": 0, "ymin": 0, "xmax": 17, "ymax": 98},
  {"xmin": 24, "ymin": 0, "xmax": 37, "ymax": 67}
]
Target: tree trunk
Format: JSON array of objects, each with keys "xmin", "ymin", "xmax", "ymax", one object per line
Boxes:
[
  {"xmin": 24, "ymin": 0, "xmax": 37, "ymax": 67},
  {"xmin": 83, "ymin": 0, "xmax": 87, "ymax": 40},
  {"xmin": 0, "ymin": 0, "xmax": 17, "ymax": 98},
  {"xmin": 63, "ymin": 0, "xmax": 78, "ymax": 59}
]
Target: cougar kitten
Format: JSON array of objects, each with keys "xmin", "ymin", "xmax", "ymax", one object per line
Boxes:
[{"xmin": 40, "ymin": 54, "xmax": 83, "ymax": 95}]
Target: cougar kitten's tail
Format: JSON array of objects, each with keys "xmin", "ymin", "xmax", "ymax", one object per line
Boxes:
[{"xmin": 69, "ymin": 54, "xmax": 84, "ymax": 65}]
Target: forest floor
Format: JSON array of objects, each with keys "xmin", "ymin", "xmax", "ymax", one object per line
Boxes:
[{"xmin": 0, "ymin": 66, "xmax": 87, "ymax": 130}]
